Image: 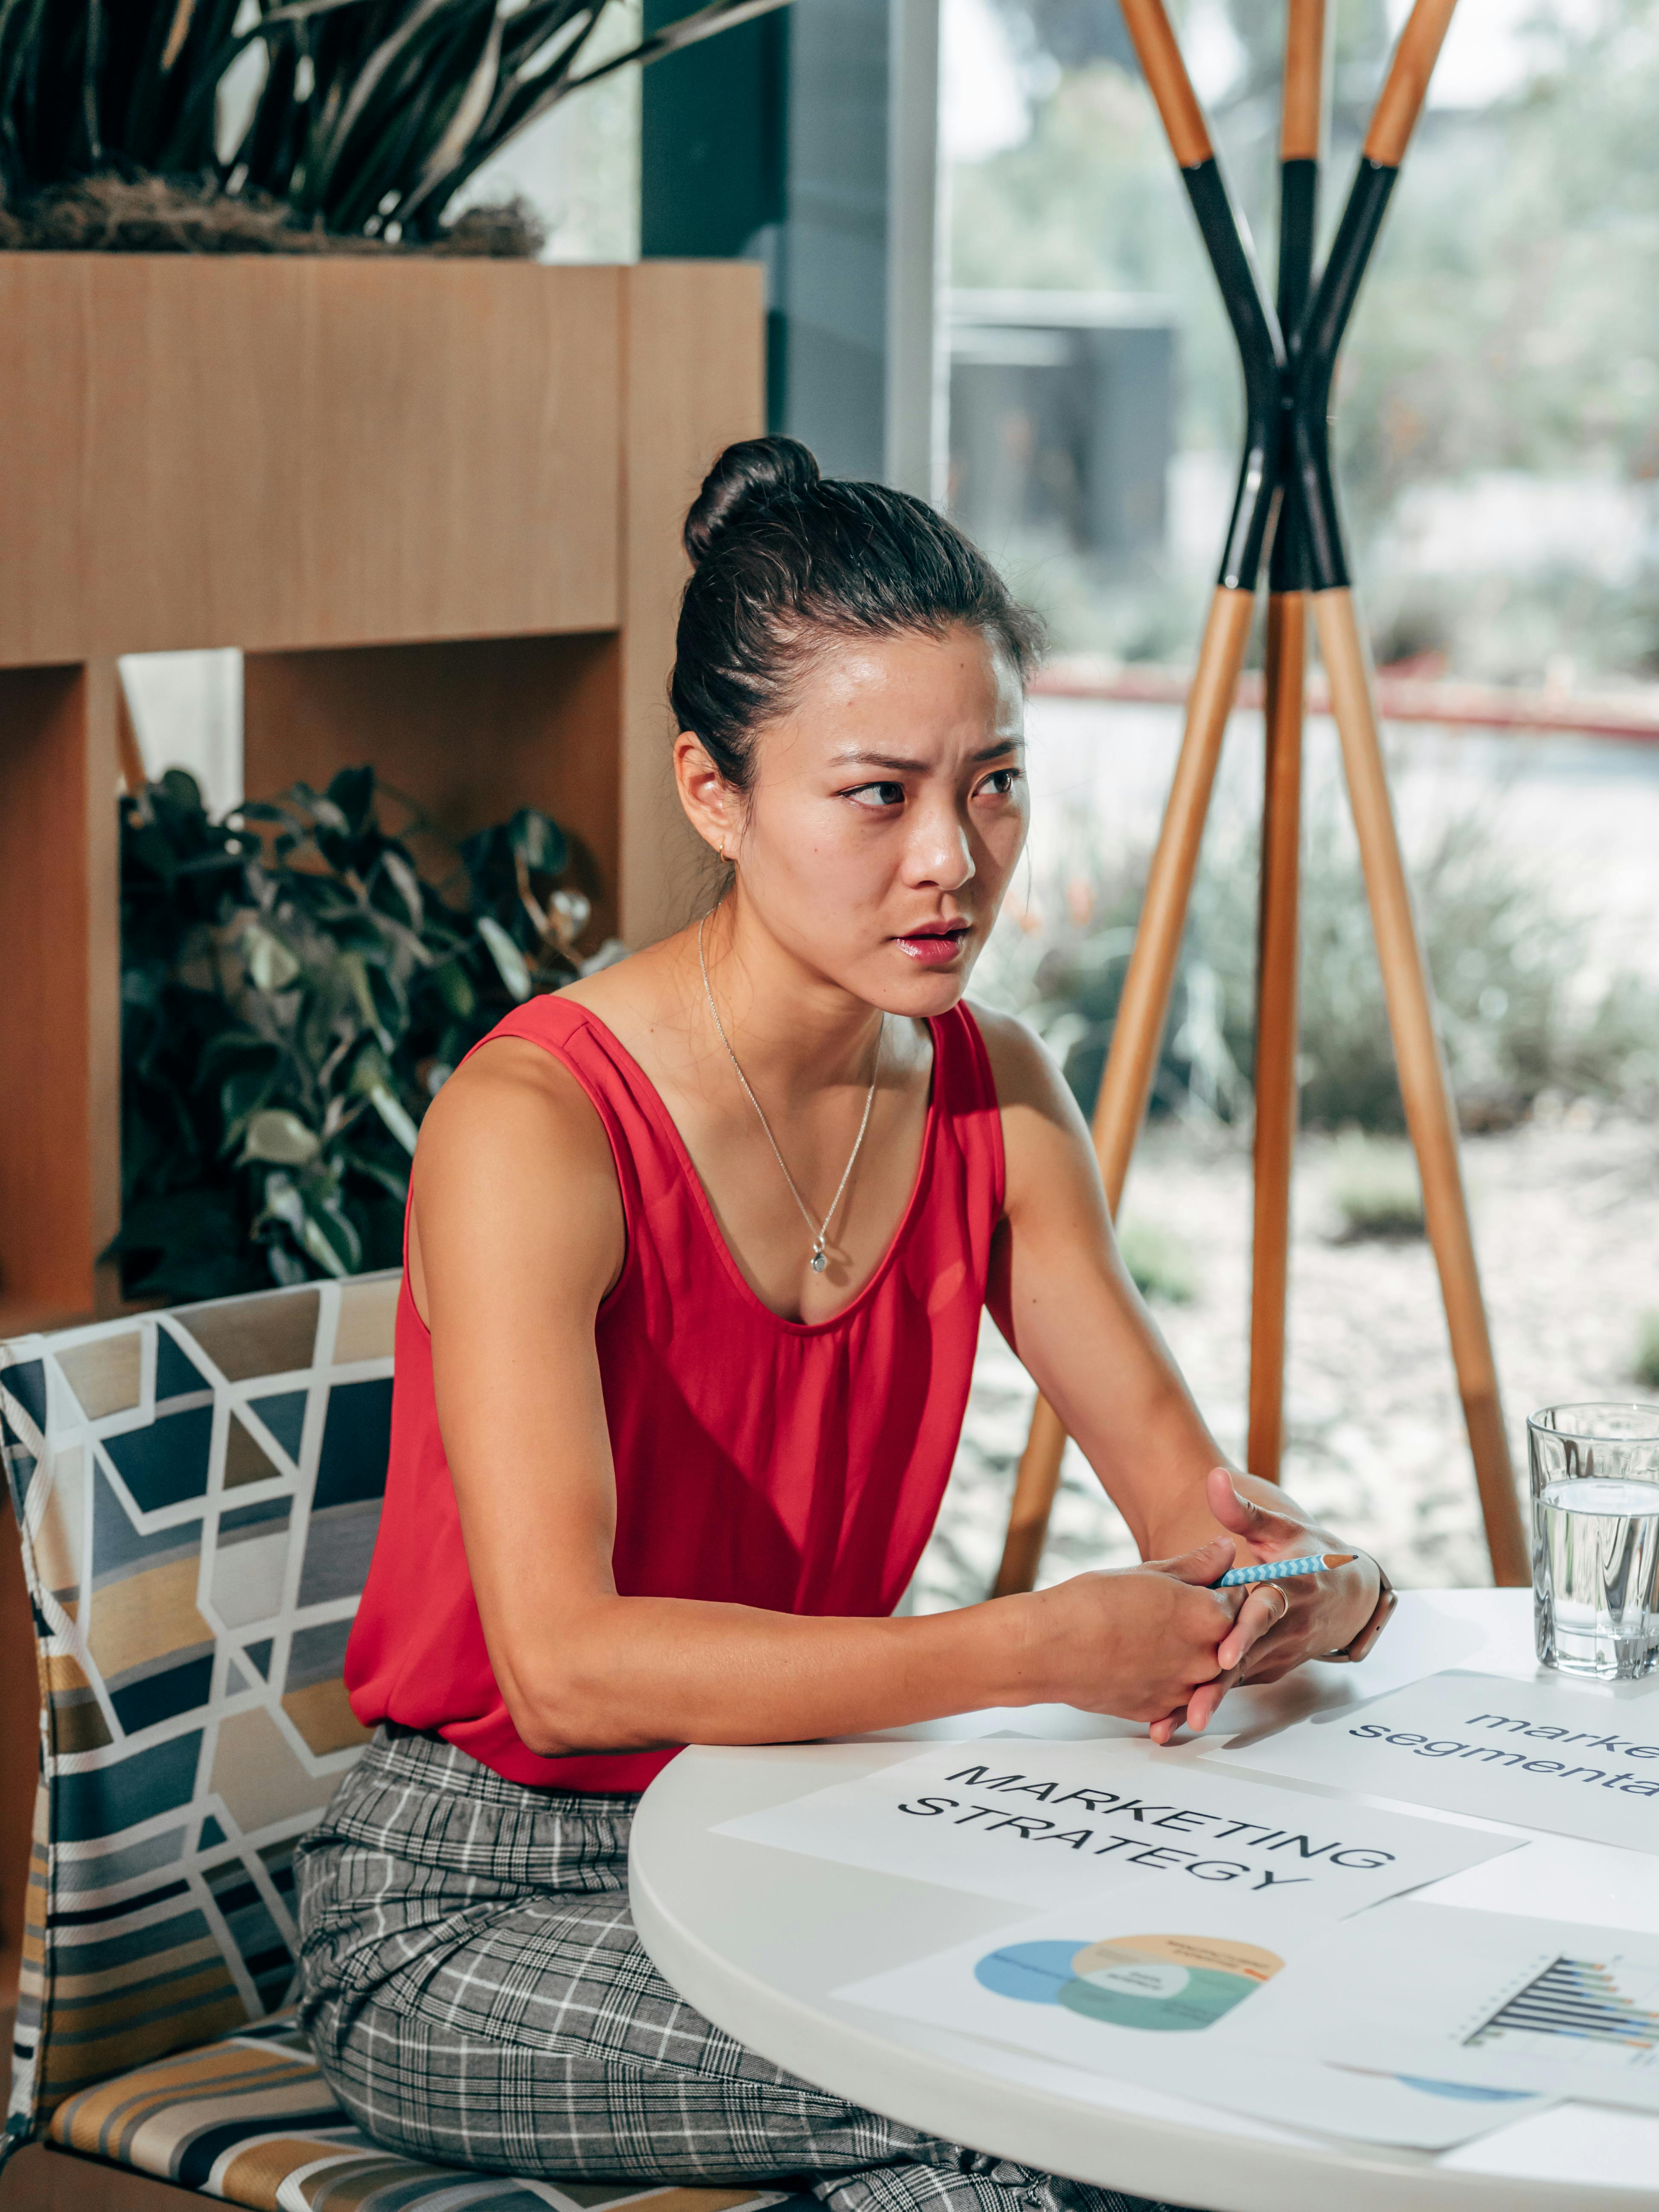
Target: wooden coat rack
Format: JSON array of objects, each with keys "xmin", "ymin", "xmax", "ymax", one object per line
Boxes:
[{"xmin": 992, "ymin": 0, "xmax": 1530, "ymax": 1595}]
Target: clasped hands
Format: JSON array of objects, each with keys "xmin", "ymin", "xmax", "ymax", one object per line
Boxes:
[{"xmin": 1031, "ymin": 1467, "xmax": 1390, "ymax": 1746}]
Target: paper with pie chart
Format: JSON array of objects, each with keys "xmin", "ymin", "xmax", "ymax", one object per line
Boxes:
[
  {"xmin": 833, "ymin": 1889, "xmax": 1555, "ymax": 2148},
  {"xmin": 974, "ymin": 1926, "xmax": 1280, "ymax": 2032}
]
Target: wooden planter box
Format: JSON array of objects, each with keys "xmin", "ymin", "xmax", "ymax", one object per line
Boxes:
[{"xmin": 0, "ymin": 253, "xmax": 764, "ymax": 1335}]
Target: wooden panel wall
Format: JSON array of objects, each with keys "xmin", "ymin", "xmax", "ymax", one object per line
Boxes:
[
  {"xmin": 243, "ymin": 632, "xmax": 624, "ymax": 945},
  {"xmin": 619, "ymin": 262, "xmax": 765, "ymax": 949},
  {"xmin": 0, "ymin": 258, "xmax": 623, "ymax": 665},
  {"xmin": 0, "ymin": 663, "xmax": 121, "ymax": 1333},
  {"xmin": 0, "ymin": 265, "xmax": 764, "ymax": 1990}
]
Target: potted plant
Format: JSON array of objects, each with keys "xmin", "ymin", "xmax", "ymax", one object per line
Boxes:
[
  {"xmin": 0, "ymin": 0, "xmax": 769, "ymax": 1332},
  {"xmin": 114, "ymin": 763, "xmax": 614, "ymax": 1301},
  {"xmin": 0, "ymin": 0, "xmax": 782, "ymax": 251}
]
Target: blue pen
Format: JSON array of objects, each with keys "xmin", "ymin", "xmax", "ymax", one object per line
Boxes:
[{"xmin": 1215, "ymin": 1551, "xmax": 1356, "ymax": 1586}]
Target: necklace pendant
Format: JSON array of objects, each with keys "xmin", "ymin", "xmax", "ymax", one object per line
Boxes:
[{"xmin": 810, "ymin": 1248, "xmax": 828, "ymax": 1274}]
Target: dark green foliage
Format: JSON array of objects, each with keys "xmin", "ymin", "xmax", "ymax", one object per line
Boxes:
[
  {"xmin": 1019, "ymin": 798, "xmax": 1659, "ymax": 1135},
  {"xmin": 115, "ymin": 765, "xmax": 585, "ymax": 1301},
  {"xmin": 0, "ymin": 0, "xmax": 770, "ymax": 246}
]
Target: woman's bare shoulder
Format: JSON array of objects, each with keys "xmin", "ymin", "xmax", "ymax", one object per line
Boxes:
[
  {"xmin": 420, "ymin": 1032, "xmax": 609, "ymax": 1167},
  {"xmin": 408, "ymin": 1033, "xmax": 627, "ymax": 1324},
  {"xmin": 415, "ymin": 1034, "xmax": 623, "ymax": 1262},
  {"xmin": 963, "ymin": 999, "xmax": 1074, "ymax": 1114}
]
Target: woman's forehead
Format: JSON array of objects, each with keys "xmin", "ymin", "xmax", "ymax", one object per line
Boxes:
[{"xmin": 786, "ymin": 626, "xmax": 1023, "ymax": 726}]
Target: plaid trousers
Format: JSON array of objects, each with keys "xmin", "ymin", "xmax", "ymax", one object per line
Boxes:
[{"xmin": 295, "ymin": 1729, "xmax": 1202, "ymax": 2212}]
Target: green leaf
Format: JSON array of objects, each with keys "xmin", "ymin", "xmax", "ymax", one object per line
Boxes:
[
  {"xmin": 267, "ymin": 1244, "xmax": 311, "ymax": 1289},
  {"xmin": 198, "ymin": 1030, "xmax": 281, "ymax": 1079},
  {"xmin": 365, "ymin": 1078, "xmax": 420, "ymax": 1155},
  {"xmin": 240, "ymin": 1108, "xmax": 322, "ymax": 1166},
  {"xmin": 337, "ymin": 949, "xmax": 393, "ymax": 1047},
  {"xmin": 476, "ymin": 914, "xmax": 532, "ymax": 1002},
  {"xmin": 256, "ymin": 1170, "xmax": 359, "ymax": 1278},
  {"xmin": 380, "ymin": 847, "xmax": 424, "ymax": 928},
  {"xmin": 159, "ymin": 767, "xmax": 207, "ymax": 815},
  {"xmin": 347, "ymin": 1154, "xmax": 413, "ymax": 1204},
  {"xmin": 507, "ymin": 806, "xmax": 568, "ymax": 876},
  {"xmin": 219, "ymin": 1065, "xmax": 278, "ymax": 1147},
  {"xmin": 242, "ymin": 923, "xmax": 303, "ymax": 992},
  {"xmin": 433, "ymin": 958, "xmax": 476, "ymax": 1018},
  {"xmin": 327, "ymin": 764, "xmax": 377, "ymax": 832}
]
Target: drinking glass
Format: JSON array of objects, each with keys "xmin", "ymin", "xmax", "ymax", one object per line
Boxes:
[{"xmin": 1529, "ymin": 1404, "xmax": 1659, "ymax": 1679}]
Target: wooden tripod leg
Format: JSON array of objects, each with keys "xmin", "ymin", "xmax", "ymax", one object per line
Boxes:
[
  {"xmin": 995, "ymin": 1397, "xmax": 1071, "ymax": 1599},
  {"xmin": 1247, "ymin": 593, "xmax": 1306, "ymax": 1481},
  {"xmin": 1313, "ymin": 588, "xmax": 1528, "ymax": 1587},
  {"xmin": 992, "ymin": 585, "xmax": 1257, "ymax": 1598}
]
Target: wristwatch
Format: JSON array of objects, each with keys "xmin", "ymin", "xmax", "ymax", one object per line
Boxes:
[{"xmin": 1322, "ymin": 1557, "xmax": 1396, "ymax": 1662}]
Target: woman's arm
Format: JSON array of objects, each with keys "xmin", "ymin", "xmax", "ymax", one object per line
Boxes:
[
  {"xmin": 410, "ymin": 1039, "xmax": 1270, "ymax": 1757},
  {"xmin": 974, "ymin": 1004, "xmax": 1386, "ymax": 1705}
]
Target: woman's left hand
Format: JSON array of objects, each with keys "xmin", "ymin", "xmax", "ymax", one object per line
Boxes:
[
  {"xmin": 1158, "ymin": 1468, "xmax": 1392, "ymax": 1741},
  {"xmin": 1209, "ymin": 1465, "xmax": 1385, "ymax": 1679}
]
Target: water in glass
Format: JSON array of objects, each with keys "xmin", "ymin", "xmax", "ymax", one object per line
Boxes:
[
  {"xmin": 1529, "ymin": 1404, "xmax": 1659, "ymax": 1679},
  {"xmin": 1536, "ymin": 1476, "xmax": 1659, "ymax": 1679}
]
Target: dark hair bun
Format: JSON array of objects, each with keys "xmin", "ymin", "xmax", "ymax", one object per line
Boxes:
[{"xmin": 684, "ymin": 435, "xmax": 821, "ymax": 566}]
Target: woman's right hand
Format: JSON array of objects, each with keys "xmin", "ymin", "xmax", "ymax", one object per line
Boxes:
[{"xmin": 1013, "ymin": 1540, "xmax": 1269, "ymax": 1737}]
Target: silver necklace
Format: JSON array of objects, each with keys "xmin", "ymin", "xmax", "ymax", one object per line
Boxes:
[{"xmin": 697, "ymin": 914, "xmax": 882, "ymax": 1275}]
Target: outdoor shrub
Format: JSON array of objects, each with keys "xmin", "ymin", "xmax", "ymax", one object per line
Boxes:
[
  {"xmin": 1636, "ymin": 1314, "xmax": 1659, "ymax": 1394},
  {"xmin": 1325, "ymin": 1132, "xmax": 1426, "ymax": 1242},
  {"xmin": 115, "ymin": 766, "xmax": 598, "ymax": 1302},
  {"xmin": 1115, "ymin": 1216, "xmax": 1199, "ymax": 1303},
  {"xmin": 1014, "ymin": 791, "xmax": 1657, "ymax": 1135}
]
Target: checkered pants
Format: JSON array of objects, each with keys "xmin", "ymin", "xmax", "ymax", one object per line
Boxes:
[{"xmin": 295, "ymin": 1729, "xmax": 1202, "ymax": 2212}]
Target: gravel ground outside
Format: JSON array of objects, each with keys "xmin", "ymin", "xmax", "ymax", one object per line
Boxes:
[{"xmin": 909, "ymin": 1112, "xmax": 1659, "ymax": 1611}]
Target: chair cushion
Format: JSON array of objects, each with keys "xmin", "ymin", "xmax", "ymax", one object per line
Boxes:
[
  {"xmin": 47, "ymin": 2017, "xmax": 798, "ymax": 2212},
  {"xmin": 2, "ymin": 1275, "xmax": 399, "ymax": 2143}
]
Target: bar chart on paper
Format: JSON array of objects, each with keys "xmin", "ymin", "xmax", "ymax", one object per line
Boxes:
[
  {"xmin": 1468, "ymin": 1953, "xmax": 1659, "ymax": 2056},
  {"xmin": 1326, "ymin": 1907, "xmax": 1659, "ymax": 2113}
]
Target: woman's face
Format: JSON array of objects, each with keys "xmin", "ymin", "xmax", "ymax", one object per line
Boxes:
[{"xmin": 684, "ymin": 622, "xmax": 1028, "ymax": 1016}]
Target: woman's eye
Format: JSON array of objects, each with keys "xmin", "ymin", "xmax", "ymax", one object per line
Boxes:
[
  {"xmin": 977, "ymin": 767, "xmax": 1024, "ymax": 799},
  {"xmin": 845, "ymin": 781, "xmax": 906, "ymax": 809}
]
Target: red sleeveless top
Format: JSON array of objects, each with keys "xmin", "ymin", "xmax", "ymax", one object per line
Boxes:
[{"xmin": 345, "ymin": 994, "xmax": 1005, "ymax": 1792}]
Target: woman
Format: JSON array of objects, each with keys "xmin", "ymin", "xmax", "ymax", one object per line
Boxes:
[{"xmin": 297, "ymin": 437, "xmax": 1392, "ymax": 2212}]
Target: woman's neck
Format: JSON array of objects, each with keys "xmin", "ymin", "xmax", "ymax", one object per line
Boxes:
[{"xmin": 690, "ymin": 894, "xmax": 892, "ymax": 1102}]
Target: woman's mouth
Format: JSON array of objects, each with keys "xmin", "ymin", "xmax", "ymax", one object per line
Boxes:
[{"xmin": 895, "ymin": 925, "xmax": 970, "ymax": 966}]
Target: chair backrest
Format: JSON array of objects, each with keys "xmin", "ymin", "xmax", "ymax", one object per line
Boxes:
[{"xmin": 1, "ymin": 1272, "xmax": 399, "ymax": 2154}]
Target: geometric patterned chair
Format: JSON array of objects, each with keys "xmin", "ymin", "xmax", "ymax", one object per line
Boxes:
[{"xmin": 0, "ymin": 1275, "xmax": 791, "ymax": 2212}]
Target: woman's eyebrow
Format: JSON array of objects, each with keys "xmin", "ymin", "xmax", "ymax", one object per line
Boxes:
[{"xmin": 830, "ymin": 739, "xmax": 1025, "ymax": 773}]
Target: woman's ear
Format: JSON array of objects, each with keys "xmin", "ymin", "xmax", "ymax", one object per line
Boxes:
[{"xmin": 673, "ymin": 731, "xmax": 740, "ymax": 860}]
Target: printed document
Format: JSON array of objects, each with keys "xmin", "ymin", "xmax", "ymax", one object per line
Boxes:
[
  {"xmin": 716, "ymin": 1735, "xmax": 1521, "ymax": 1920},
  {"xmin": 1287, "ymin": 1902, "xmax": 1659, "ymax": 2114},
  {"xmin": 1205, "ymin": 1668, "xmax": 1659, "ymax": 1854},
  {"xmin": 833, "ymin": 1888, "xmax": 1553, "ymax": 2149}
]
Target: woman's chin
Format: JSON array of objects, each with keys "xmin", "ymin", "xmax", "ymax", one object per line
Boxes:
[{"xmin": 862, "ymin": 938, "xmax": 978, "ymax": 1013}]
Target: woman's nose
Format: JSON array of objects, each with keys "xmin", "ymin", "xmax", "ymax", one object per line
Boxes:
[{"xmin": 904, "ymin": 806, "xmax": 975, "ymax": 890}]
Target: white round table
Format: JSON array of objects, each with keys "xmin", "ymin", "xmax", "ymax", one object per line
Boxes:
[{"xmin": 631, "ymin": 1589, "xmax": 1659, "ymax": 2212}]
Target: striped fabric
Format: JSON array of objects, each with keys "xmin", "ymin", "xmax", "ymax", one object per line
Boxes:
[
  {"xmin": 1, "ymin": 1275, "xmax": 399, "ymax": 2153},
  {"xmin": 47, "ymin": 2014, "xmax": 798, "ymax": 2212}
]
